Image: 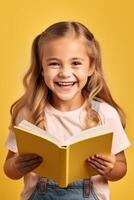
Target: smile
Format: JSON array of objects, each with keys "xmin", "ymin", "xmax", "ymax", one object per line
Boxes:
[{"xmin": 55, "ymin": 81, "xmax": 77, "ymax": 86}]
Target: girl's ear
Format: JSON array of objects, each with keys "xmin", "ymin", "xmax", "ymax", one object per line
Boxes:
[{"xmin": 88, "ymin": 63, "xmax": 95, "ymax": 77}]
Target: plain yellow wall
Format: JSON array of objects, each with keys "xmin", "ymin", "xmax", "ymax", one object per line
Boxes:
[{"xmin": 0, "ymin": 0, "xmax": 133, "ymax": 199}]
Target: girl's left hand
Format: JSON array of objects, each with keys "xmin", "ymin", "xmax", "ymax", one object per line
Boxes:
[{"xmin": 87, "ymin": 154, "xmax": 116, "ymax": 177}]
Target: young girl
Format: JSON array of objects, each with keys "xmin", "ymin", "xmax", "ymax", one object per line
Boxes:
[{"xmin": 4, "ymin": 21, "xmax": 130, "ymax": 200}]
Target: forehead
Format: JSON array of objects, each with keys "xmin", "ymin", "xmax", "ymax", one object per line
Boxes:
[{"xmin": 41, "ymin": 37, "xmax": 89, "ymax": 58}]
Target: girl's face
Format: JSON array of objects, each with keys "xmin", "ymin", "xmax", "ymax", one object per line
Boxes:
[{"xmin": 41, "ymin": 37, "xmax": 94, "ymax": 108}]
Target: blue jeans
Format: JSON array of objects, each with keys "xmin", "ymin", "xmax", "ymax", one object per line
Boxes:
[{"xmin": 28, "ymin": 178, "xmax": 99, "ymax": 200}]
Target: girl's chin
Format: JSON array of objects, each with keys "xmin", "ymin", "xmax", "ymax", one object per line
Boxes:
[{"xmin": 54, "ymin": 94, "xmax": 75, "ymax": 102}]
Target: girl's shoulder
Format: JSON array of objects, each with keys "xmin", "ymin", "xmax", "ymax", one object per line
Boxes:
[
  {"xmin": 93, "ymin": 100, "xmax": 120, "ymax": 119},
  {"xmin": 15, "ymin": 106, "xmax": 30, "ymax": 125}
]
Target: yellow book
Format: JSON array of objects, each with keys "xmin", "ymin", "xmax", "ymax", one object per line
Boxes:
[{"xmin": 14, "ymin": 120, "xmax": 113, "ymax": 187}]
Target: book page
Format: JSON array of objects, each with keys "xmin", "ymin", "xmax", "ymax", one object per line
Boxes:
[
  {"xmin": 17, "ymin": 120, "xmax": 62, "ymax": 147},
  {"xmin": 17, "ymin": 121, "xmax": 112, "ymax": 148},
  {"xmin": 62, "ymin": 124, "xmax": 112, "ymax": 146}
]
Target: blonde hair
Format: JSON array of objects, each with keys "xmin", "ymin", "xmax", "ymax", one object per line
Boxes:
[{"xmin": 10, "ymin": 21, "xmax": 126, "ymax": 130}]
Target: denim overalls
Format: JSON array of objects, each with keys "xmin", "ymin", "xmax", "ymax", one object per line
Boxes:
[{"xmin": 28, "ymin": 101, "xmax": 100, "ymax": 200}]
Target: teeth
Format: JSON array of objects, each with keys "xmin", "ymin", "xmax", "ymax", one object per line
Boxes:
[{"xmin": 56, "ymin": 82, "xmax": 75, "ymax": 86}]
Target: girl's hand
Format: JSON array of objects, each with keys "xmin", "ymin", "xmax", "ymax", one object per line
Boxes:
[
  {"xmin": 13, "ymin": 153, "xmax": 43, "ymax": 176},
  {"xmin": 87, "ymin": 154, "xmax": 116, "ymax": 177}
]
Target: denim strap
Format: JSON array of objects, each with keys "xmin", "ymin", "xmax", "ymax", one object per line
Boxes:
[
  {"xmin": 83, "ymin": 179, "xmax": 91, "ymax": 198},
  {"xmin": 38, "ymin": 177, "xmax": 47, "ymax": 194},
  {"xmin": 92, "ymin": 100, "xmax": 100, "ymax": 112}
]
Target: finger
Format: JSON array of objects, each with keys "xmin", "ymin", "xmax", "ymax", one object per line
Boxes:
[
  {"xmin": 89, "ymin": 156, "xmax": 108, "ymax": 167},
  {"xmin": 95, "ymin": 168, "xmax": 105, "ymax": 176},
  {"xmin": 89, "ymin": 162, "xmax": 105, "ymax": 176},
  {"xmin": 88, "ymin": 159, "xmax": 106, "ymax": 170},
  {"xmin": 95, "ymin": 154, "xmax": 113, "ymax": 163},
  {"xmin": 17, "ymin": 159, "xmax": 42, "ymax": 171},
  {"xmin": 16, "ymin": 154, "xmax": 42, "ymax": 163},
  {"xmin": 88, "ymin": 156, "xmax": 107, "ymax": 167},
  {"xmin": 17, "ymin": 156, "xmax": 43, "ymax": 169},
  {"xmin": 23, "ymin": 156, "xmax": 43, "ymax": 167},
  {"xmin": 19, "ymin": 161, "xmax": 42, "ymax": 174}
]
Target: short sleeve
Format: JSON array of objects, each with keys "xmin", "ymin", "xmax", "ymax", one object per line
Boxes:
[
  {"xmin": 5, "ymin": 130, "xmax": 18, "ymax": 152},
  {"xmin": 5, "ymin": 106, "xmax": 29, "ymax": 153},
  {"xmin": 99, "ymin": 102, "xmax": 131, "ymax": 154}
]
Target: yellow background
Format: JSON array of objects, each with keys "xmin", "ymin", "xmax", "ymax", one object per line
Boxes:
[{"xmin": 0, "ymin": 0, "xmax": 133, "ymax": 199}]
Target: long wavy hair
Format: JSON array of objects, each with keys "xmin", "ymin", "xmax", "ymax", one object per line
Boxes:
[{"xmin": 10, "ymin": 21, "xmax": 126, "ymax": 130}]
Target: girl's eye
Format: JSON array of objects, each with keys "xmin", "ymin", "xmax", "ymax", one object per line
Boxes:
[
  {"xmin": 48, "ymin": 62, "xmax": 59, "ymax": 66},
  {"xmin": 48, "ymin": 62, "xmax": 60, "ymax": 68},
  {"xmin": 72, "ymin": 61, "xmax": 82, "ymax": 67},
  {"xmin": 73, "ymin": 61, "xmax": 82, "ymax": 65}
]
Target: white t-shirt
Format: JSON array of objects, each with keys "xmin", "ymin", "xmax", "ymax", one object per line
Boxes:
[{"xmin": 5, "ymin": 100, "xmax": 131, "ymax": 200}]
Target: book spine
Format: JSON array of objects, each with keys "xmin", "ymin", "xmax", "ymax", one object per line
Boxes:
[{"xmin": 59, "ymin": 147, "xmax": 69, "ymax": 187}]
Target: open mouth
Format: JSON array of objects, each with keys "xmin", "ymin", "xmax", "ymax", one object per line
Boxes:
[{"xmin": 55, "ymin": 81, "xmax": 77, "ymax": 87}]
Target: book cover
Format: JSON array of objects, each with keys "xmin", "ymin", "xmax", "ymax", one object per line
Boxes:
[{"xmin": 14, "ymin": 120, "xmax": 113, "ymax": 187}]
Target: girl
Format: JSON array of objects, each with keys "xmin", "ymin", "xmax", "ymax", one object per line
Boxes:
[{"xmin": 4, "ymin": 21, "xmax": 130, "ymax": 200}]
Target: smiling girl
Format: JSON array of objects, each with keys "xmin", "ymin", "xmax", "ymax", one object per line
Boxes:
[{"xmin": 4, "ymin": 21, "xmax": 130, "ymax": 200}]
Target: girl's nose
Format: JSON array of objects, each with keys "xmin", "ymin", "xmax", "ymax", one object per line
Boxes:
[
  {"xmin": 58, "ymin": 67, "xmax": 72, "ymax": 78},
  {"xmin": 58, "ymin": 71, "xmax": 71, "ymax": 78}
]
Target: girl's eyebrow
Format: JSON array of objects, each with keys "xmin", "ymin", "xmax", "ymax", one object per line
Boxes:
[{"xmin": 46, "ymin": 57, "xmax": 84, "ymax": 61}]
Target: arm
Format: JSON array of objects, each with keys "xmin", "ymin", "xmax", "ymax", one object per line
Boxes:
[
  {"xmin": 87, "ymin": 151, "xmax": 127, "ymax": 181},
  {"xmin": 3, "ymin": 150, "xmax": 43, "ymax": 180}
]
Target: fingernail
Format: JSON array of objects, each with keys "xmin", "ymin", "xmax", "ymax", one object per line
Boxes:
[
  {"xmin": 38, "ymin": 157, "xmax": 43, "ymax": 161},
  {"xmin": 33, "ymin": 155, "xmax": 39, "ymax": 158}
]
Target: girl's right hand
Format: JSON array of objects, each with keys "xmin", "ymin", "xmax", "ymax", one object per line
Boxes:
[{"xmin": 13, "ymin": 153, "xmax": 43, "ymax": 176}]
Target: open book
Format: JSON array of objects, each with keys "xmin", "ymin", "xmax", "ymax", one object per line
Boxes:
[{"xmin": 14, "ymin": 120, "xmax": 113, "ymax": 187}]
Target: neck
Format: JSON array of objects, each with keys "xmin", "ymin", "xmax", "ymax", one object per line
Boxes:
[{"xmin": 50, "ymin": 96, "xmax": 85, "ymax": 112}]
